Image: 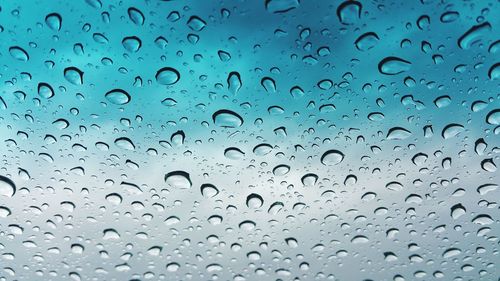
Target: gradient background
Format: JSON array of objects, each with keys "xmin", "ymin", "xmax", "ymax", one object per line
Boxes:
[{"xmin": 0, "ymin": 0, "xmax": 499, "ymax": 280}]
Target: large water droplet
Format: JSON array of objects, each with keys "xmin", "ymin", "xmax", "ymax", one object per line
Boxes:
[
  {"xmin": 9, "ymin": 46, "xmax": 29, "ymax": 61},
  {"xmin": 165, "ymin": 171, "xmax": 192, "ymax": 189},
  {"xmin": 114, "ymin": 137, "xmax": 135, "ymax": 150},
  {"xmin": 156, "ymin": 67, "xmax": 180, "ymax": 85},
  {"xmin": 38, "ymin": 83, "xmax": 55, "ymax": 99},
  {"xmin": 485, "ymin": 109, "xmax": 500, "ymax": 125},
  {"xmin": 64, "ymin": 67, "xmax": 84, "ymax": 85},
  {"xmin": 212, "ymin": 109, "xmax": 243, "ymax": 128},
  {"xmin": 0, "ymin": 176, "xmax": 16, "ymax": 197},
  {"xmin": 321, "ymin": 149, "xmax": 345, "ymax": 165},
  {"xmin": 386, "ymin": 127, "xmax": 412, "ymax": 140},
  {"xmin": 457, "ymin": 22, "xmax": 491, "ymax": 49},
  {"xmin": 122, "ymin": 36, "xmax": 142, "ymax": 52},
  {"xmin": 45, "ymin": 13, "xmax": 62, "ymax": 31},
  {"xmin": 337, "ymin": 1, "xmax": 362, "ymax": 24},
  {"xmin": 378, "ymin": 57, "xmax": 412, "ymax": 75},
  {"xmin": 105, "ymin": 89, "xmax": 131, "ymax": 105}
]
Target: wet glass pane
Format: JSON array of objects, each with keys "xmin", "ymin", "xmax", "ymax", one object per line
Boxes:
[{"xmin": 0, "ymin": 0, "xmax": 499, "ymax": 280}]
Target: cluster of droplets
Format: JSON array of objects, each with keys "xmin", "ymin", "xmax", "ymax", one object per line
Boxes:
[{"xmin": 0, "ymin": 0, "xmax": 499, "ymax": 281}]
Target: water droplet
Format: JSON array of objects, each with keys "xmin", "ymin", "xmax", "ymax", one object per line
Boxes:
[
  {"xmin": 105, "ymin": 89, "xmax": 131, "ymax": 105},
  {"xmin": 128, "ymin": 7, "xmax": 145, "ymax": 25},
  {"xmin": 441, "ymin": 123, "xmax": 464, "ymax": 139},
  {"xmin": 0, "ymin": 176, "xmax": 16, "ymax": 197},
  {"xmin": 458, "ymin": 22, "xmax": 491, "ymax": 49},
  {"xmin": 201, "ymin": 184, "xmax": 219, "ymax": 198},
  {"xmin": 165, "ymin": 171, "xmax": 192, "ymax": 189},
  {"xmin": 321, "ymin": 149, "xmax": 345, "ymax": 165},
  {"xmin": 38, "ymin": 83, "xmax": 55, "ymax": 99},
  {"xmin": 64, "ymin": 67, "xmax": 84, "ymax": 85},
  {"xmin": 246, "ymin": 193, "xmax": 264, "ymax": 208},
  {"xmin": 122, "ymin": 36, "xmax": 142, "ymax": 52},
  {"xmin": 386, "ymin": 127, "xmax": 412, "ymax": 140},
  {"xmin": 337, "ymin": 1, "xmax": 362, "ymax": 24},
  {"xmin": 224, "ymin": 147, "xmax": 245, "ymax": 160},
  {"xmin": 212, "ymin": 109, "xmax": 243, "ymax": 128},
  {"xmin": 450, "ymin": 203, "xmax": 466, "ymax": 219},
  {"xmin": 9, "ymin": 46, "xmax": 29, "ymax": 61},
  {"xmin": 114, "ymin": 137, "xmax": 135, "ymax": 150},
  {"xmin": 187, "ymin": 16, "xmax": 207, "ymax": 31},
  {"xmin": 45, "ymin": 13, "xmax": 62, "ymax": 31},
  {"xmin": 156, "ymin": 67, "xmax": 180, "ymax": 85},
  {"xmin": 485, "ymin": 109, "xmax": 500, "ymax": 125},
  {"xmin": 227, "ymin": 72, "xmax": 242, "ymax": 95},
  {"xmin": 378, "ymin": 57, "xmax": 412, "ymax": 75},
  {"xmin": 354, "ymin": 32, "xmax": 379, "ymax": 51}
]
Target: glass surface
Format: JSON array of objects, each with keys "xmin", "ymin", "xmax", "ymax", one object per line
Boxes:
[{"xmin": 0, "ymin": 0, "xmax": 499, "ymax": 280}]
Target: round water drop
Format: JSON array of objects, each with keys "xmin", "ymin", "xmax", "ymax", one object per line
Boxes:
[
  {"xmin": 122, "ymin": 36, "xmax": 142, "ymax": 52},
  {"xmin": 488, "ymin": 63, "xmax": 500, "ymax": 80},
  {"xmin": 200, "ymin": 184, "xmax": 219, "ymax": 198},
  {"xmin": 128, "ymin": 7, "xmax": 145, "ymax": 25},
  {"xmin": 337, "ymin": 1, "xmax": 362, "ymax": 24},
  {"xmin": 354, "ymin": 32, "xmax": 379, "ymax": 51},
  {"xmin": 301, "ymin": 173, "xmax": 318, "ymax": 186},
  {"xmin": 164, "ymin": 216, "xmax": 180, "ymax": 225},
  {"xmin": 441, "ymin": 123, "xmax": 464, "ymax": 139},
  {"xmin": 272, "ymin": 164, "xmax": 290, "ymax": 176},
  {"xmin": 114, "ymin": 137, "xmax": 135, "ymax": 150},
  {"xmin": 434, "ymin": 95, "xmax": 451, "ymax": 108},
  {"xmin": 450, "ymin": 203, "xmax": 466, "ymax": 219},
  {"xmin": 386, "ymin": 181, "xmax": 403, "ymax": 191},
  {"xmin": 187, "ymin": 16, "xmax": 207, "ymax": 31},
  {"xmin": 165, "ymin": 171, "xmax": 192, "ymax": 189},
  {"xmin": 290, "ymin": 86, "xmax": 304, "ymax": 98},
  {"xmin": 378, "ymin": 57, "xmax": 412, "ymax": 75},
  {"xmin": 156, "ymin": 67, "xmax": 180, "ymax": 85},
  {"xmin": 161, "ymin": 98, "xmax": 177, "ymax": 107},
  {"xmin": 239, "ymin": 220, "xmax": 256, "ymax": 231},
  {"xmin": 38, "ymin": 83, "xmax": 55, "ymax": 99},
  {"xmin": 253, "ymin": 143, "xmax": 273, "ymax": 156},
  {"xmin": 485, "ymin": 109, "xmax": 500, "ymax": 125},
  {"xmin": 481, "ymin": 158, "xmax": 496, "ymax": 172},
  {"xmin": 317, "ymin": 79, "xmax": 333, "ymax": 90},
  {"xmin": 105, "ymin": 193, "xmax": 122, "ymax": 205},
  {"xmin": 105, "ymin": 89, "xmax": 130, "ymax": 105},
  {"xmin": 0, "ymin": 206, "xmax": 11, "ymax": 218},
  {"xmin": 45, "ymin": 13, "xmax": 62, "ymax": 31},
  {"xmin": 212, "ymin": 109, "xmax": 243, "ymax": 128},
  {"xmin": 440, "ymin": 11, "xmax": 459, "ymax": 23},
  {"xmin": 64, "ymin": 67, "xmax": 84, "ymax": 85},
  {"xmin": 166, "ymin": 262, "xmax": 180, "ymax": 272},
  {"xmin": 103, "ymin": 228, "xmax": 120, "ymax": 240},
  {"xmin": 9, "ymin": 46, "xmax": 29, "ymax": 61},
  {"xmin": 0, "ymin": 176, "xmax": 16, "ymax": 197},
  {"xmin": 321, "ymin": 149, "xmax": 344, "ymax": 165},
  {"xmin": 246, "ymin": 193, "xmax": 263, "ymax": 208},
  {"xmin": 386, "ymin": 127, "xmax": 412, "ymax": 140},
  {"xmin": 351, "ymin": 235, "xmax": 369, "ymax": 244},
  {"xmin": 442, "ymin": 248, "xmax": 461, "ymax": 258},
  {"xmin": 224, "ymin": 147, "xmax": 245, "ymax": 160},
  {"xmin": 367, "ymin": 112, "xmax": 384, "ymax": 121}
]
